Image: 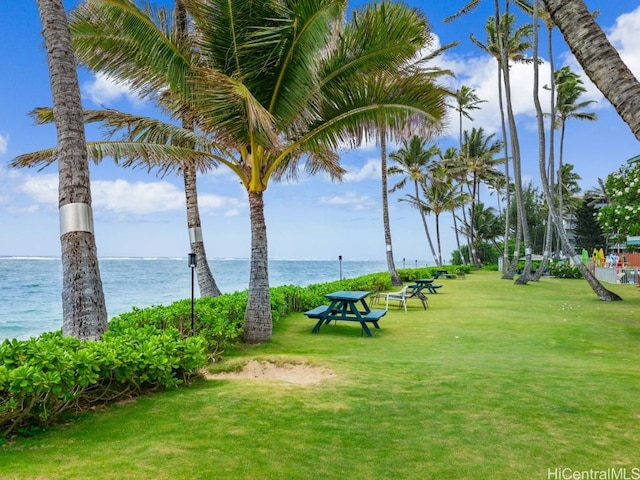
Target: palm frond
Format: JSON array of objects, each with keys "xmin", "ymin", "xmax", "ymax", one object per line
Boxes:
[
  {"xmin": 443, "ymin": 0, "xmax": 481, "ymax": 23},
  {"xmin": 70, "ymin": 0, "xmax": 193, "ymax": 99},
  {"xmin": 188, "ymin": 67, "xmax": 279, "ymax": 151},
  {"xmin": 11, "ymin": 142, "xmax": 218, "ymax": 175},
  {"xmin": 30, "ymin": 106, "xmax": 234, "ymax": 161}
]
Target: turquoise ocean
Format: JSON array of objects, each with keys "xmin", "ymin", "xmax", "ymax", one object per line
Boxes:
[{"xmin": 0, "ymin": 257, "xmax": 391, "ymax": 341}]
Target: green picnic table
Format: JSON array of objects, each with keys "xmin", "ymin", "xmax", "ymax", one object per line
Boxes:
[{"xmin": 304, "ymin": 290, "xmax": 387, "ymax": 337}]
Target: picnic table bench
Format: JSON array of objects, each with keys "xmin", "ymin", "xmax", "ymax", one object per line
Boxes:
[
  {"xmin": 411, "ymin": 278, "xmax": 443, "ymax": 294},
  {"xmin": 434, "ymin": 270, "xmax": 454, "ymax": 279},
  {"xmin": 304, "ymin": 290, "xmax": 387, "ymax": 337}
]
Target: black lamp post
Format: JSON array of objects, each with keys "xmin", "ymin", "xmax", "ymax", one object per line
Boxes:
[
  {"xmin": 403, "ymin": 257, "xmax": 405, "ymax": 269},
  {"xmin": 188, "ymin": 253, "xmax": 197, "ymax": 334},
  {"xmin": 339, "ymin": 255, "xmax": 343, "ymax": 281}
]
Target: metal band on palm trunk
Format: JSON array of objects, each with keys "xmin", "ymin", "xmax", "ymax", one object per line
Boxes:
[
  {"xmin": 189, "ymin": 227, "xmax": 203, "ymax": 243},
  {"xmin": 59, "ymin": 202, "xmax": 94, "ymax": 235}
]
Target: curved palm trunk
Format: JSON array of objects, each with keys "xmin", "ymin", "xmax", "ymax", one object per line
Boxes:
[
  {"xmin": 533, "ymin": 22, "xmax": 557, "ymax": 282},
  {"xmin": 555, "ymin": 122, "xmax": 566, "ymax": 255},
  {"xmin": 543, "ymin": 0, "xmax": 640, "ymax": 141},
  {"xmin": 469, "ymin": 174, "xmax": 481, "ymax": 267},
  {"xmin": 458, "ymin": 111, "xmax": 470, "ymax": 265},
  {"xmin": 183, "ymin": 164, "xmax": 221, "ymax": 297},
  {"xmin": 451, "ymin": 209, "xmax": 464, "ymax": 264},
  {"xmin": 500, "ymin": 10, "xmax": 533, "ymax": 284},
  {"xmin": 380, "ymin": 132, "xmax": 402, "ymax": 285},
  {"xmin": 414, "ymin": 180, "xmax": 439, "ymax": 266},
  {"xmin": 497, "ymin": 62, "xmax": 513, "ymax": 278},
  {"xmin": 533, "ymin": 1, "xmax": 620, "ymax": 300},
  {"xmin": 435, "ymin": 213, "xmax": 443, "ymax": 266},
  {"xmin": 243, "ymin": 190, "xmax": 272, "ymax": 343},
  {"xmin": 38, "ymin": 0, "xmax": 107, "ymax": 340},
  {"xmin": 175, "ymin": 0, "xmax": 220, "ymax": 298}
]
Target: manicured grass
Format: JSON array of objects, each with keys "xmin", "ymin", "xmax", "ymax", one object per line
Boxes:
[{"xmin": 2, "ymin": 271, "xmax": 639, "ymax": 479}]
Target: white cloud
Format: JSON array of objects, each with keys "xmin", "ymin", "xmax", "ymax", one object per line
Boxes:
[
  {"xmin": 320, "ymin": 191, "xmax": 375, "ymax": 211},
  {"xmin": 11, "ymin": 173, "xmax": 245, "ymax": 217},
  {"xmin": 82, "ymin": 72, "xmax": 142, "ymax": 107},
  {"xmin": 0, "ymin": 134, "xmax": 7, "ymax": 155},
  {"xmin": 91, "ymin": 179, "xmax": 183, "ymax": 214},
  {"xmin": 343, "ymin": 158, "xmax": 381, "ymax": 182},
  {"xmin": 19, "ymin": 173, "xmax": 58, "ymax": 206},
  {"xmin": 439, "ymin": 53, "xmax": 556, "ymax": 138},
  {"xmin": 554, "ymin": 6, "xmax": 640, "ymax": 111},
  {"xmin": 608, "ymin": 5, "xmax": 640, "ymax": 80},
  {"xmin": 198, "ymin": 192, "xmax": 246, "ymax": 214}
]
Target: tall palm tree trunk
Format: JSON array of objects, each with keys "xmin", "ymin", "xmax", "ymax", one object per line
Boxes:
[
  {"xmin": 380, "ymin": 131, "xmax": 402, "ymax": 285},
  {"xmin": 533, "ymin": 19, "xmax": 557, "ymax": 282},
  {"xmin": 175, "ymin": 0, "xmax": 220, "ymax": 298},
  {"xmin": 542, "ymin": 0, "xmax": 640, "ymax": 141},
  {"xmin": 497, "ymin": 63, "xmax": 513, "ymax": 278},
  {"xmin": 435, "ymin": 213, "xmax": 443, "ymax": 266},
  {"xmin": 533, "ymin": 1, "xmax": 620, "ymax": 300},
  {"xmin": 183, "ymin": 164, "xmax": 221, "ymax": 297},
  {"xmin": 555, "ymin": 123, "xmax": 566, "ymax": 256},
  {"xmin": 452, "ymin": 209, "xmax": 464, "ymax": 264},
  {"xmin": 37, "ymin": 0, "xmax": 107, "ymax": 340},
  {"xmin": 499, "ymin": 1, "xmax": 533, "ymax": 285},
  {"xmin": 458, "ymin": 110, "xmax": 471, "ymax": 265},
  {"xmin": 243, "ymin": 190, "xmax": 272, "ymax": 343},
  {"xmin": 414, "ymin": 180, "xmax": 439, "ymax": 266}
]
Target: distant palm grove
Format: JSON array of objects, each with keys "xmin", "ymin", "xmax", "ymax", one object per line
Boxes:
[{"xmin": 22, "ymin": 0, "xmax": 640, "ymax": 343}]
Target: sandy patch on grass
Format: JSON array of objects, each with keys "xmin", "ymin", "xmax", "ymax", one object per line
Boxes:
[{"xmin": 204, "ymin": 360, "xmax": 335, "ymax": 386}]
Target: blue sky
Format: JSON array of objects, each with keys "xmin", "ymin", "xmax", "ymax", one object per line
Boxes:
[{"xmin": 1, "ymin": 1, "xmax": 639, "ymax": 263}]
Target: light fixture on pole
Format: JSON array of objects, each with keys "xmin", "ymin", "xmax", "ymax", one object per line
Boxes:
[
  {"xmin": 188, "ymin": 253, "xmax": 197, "ymax": 334},
  {"xmin": 339, "ymin": 255, "xmax": 343, "ymax": 281}
]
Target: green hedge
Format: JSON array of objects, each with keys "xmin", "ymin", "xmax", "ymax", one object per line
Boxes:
[
  {"xmin": 0, "ymin": 326, "xmax": 207, "ymax": 438},
  {"xmin": 0, "ymin": 269, "xmax": 415, "ymax": 439}
]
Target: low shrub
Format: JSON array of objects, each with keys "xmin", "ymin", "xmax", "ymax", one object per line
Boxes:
[
  {"xmin": 0, "ymin": 326, "xmax": 207, "ymax": 438},
  {"xmin": 1, "ymin": 270, "xmax": 394, "ymax": 439},
  {"xmin": 547, "ymin": 261, "xmax": 583, "ymax": 279},
  {"xmin": 111, "ymin": 291, "xmax": 247, "ymax": 360}
]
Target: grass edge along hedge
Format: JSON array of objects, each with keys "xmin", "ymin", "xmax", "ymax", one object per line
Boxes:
[{"xmin": 0, "ymin": 267, "xmax": 466, "ymax": 440}]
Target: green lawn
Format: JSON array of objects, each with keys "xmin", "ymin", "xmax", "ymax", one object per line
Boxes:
[{"xmin": 2, "ymin": 271, "xmax": 639, "ymax": 479}]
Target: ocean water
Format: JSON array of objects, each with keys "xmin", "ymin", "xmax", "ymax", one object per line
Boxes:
[{"xmin": 0, "ymin": 257, "xmax": 389, "ymax": 341}]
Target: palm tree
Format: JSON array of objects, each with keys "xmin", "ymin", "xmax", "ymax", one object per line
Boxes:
[
  {"xmin": 35, "ymin": 0, "xmax": 108, "ymax": 340},
  {"xmin": 450, "ymin": 86, "xmax": 485, "ymax": 265},
  {"xmin": 380, "ymin": 127, "xmax": 403, "ymax": 286},
  {"xmin": 542, "ymin": 0, "xmax": 640, "ymax": 141},
  {"xmin": 518, "ymin": 0, "xmax": 558, "ymax": 281},
  {"xmin": 175, "ymin": 0, "xmax": 221, "ymax": 298},
  {"xmin": 456, "ymin": 127, "xmax": 503, "ymax": 267},
  {"xmin": 553, "ymin": 66, "xmax": 597, "ymax": 255},
  {"xmin": 452, "ymin": 86, "xmax": 486, "ymax": 153},
  {"xmin": 439, "ymin": 146, "xmax": 468, "ymax": 260},
  {"xmin": 63, "ymin": 0, "xmax": 448, "ymax": 343},
  {"xmin": 420, "ymin": 166, "xmax": 466, "ymax": 266},
  {"xmin": 389, "ymin": 136, "xmax": 440, "ymax": 266},
  {"xmin": 470, "ymin": 10, "xmax": 535, "ymax": 282},
  {"xmin": 534, "ymin": 1, "xmax": 622, "ymax": 301},
  {"xmin": 469, "ymin": 202, "xmax": 504, "ymax": 258}
]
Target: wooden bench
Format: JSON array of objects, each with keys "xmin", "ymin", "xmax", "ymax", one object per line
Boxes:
[
  {"xmin": 304, "ymin": 305, "xmax": 330, "ymax": 318},
  {"xmin": 362, "ymin": 309, "xmax": 387, "ymax": 324}
]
